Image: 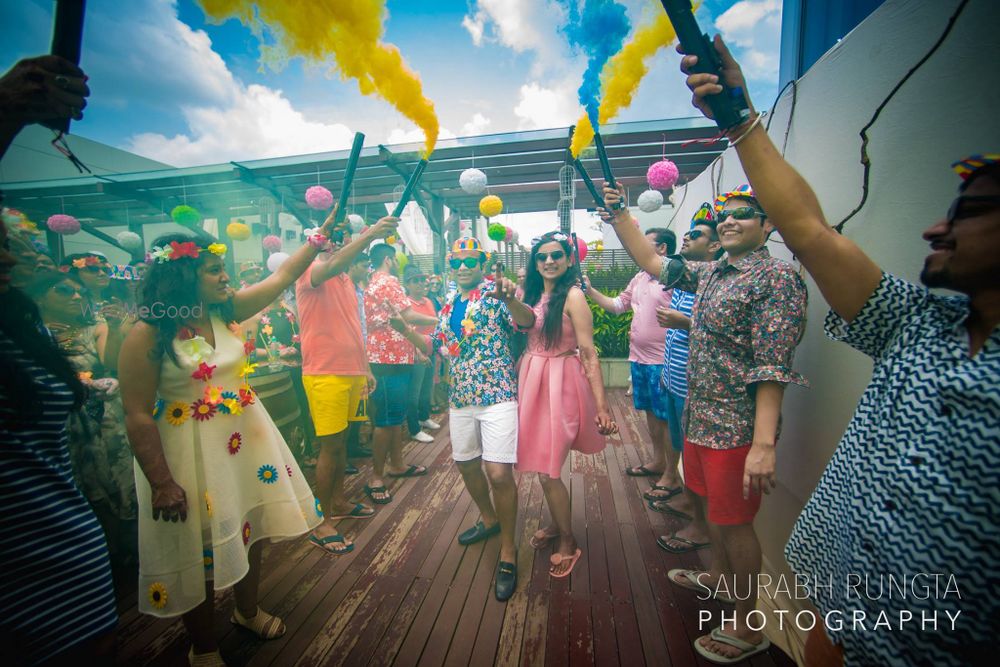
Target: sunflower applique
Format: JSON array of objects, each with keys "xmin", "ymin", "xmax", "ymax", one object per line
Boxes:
[
  {"xmin": 257, "ymin": 464, "xmax": 278, "ymax": 485},
  {"xmin": 148, "ymin": 582, "xmax": 168, "ymax": 609},
  {"xmin": 165, "ymin": 401, "xmax": 189, "ymax": 426}
]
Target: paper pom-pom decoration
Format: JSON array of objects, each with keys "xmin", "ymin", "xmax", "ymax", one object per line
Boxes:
[
  {"xmin": 637, "ymin": 189, "xmax": 664, "ymax": 213},
  {"xmin": 262, "ymin": 235, "xmax": 282, "ymax": 252},
  {"xmin": 305, "ymin": 185, "xmax": 334, "ymax": 210},
  {"xmin": 116, "ymin": 230, "xmax": 144, "ymax": 253},
  {"xmin": 459, "ymin": 168, "xmax": 488, "ymax": 195},
  {"xmin": 347, "ymin": 214, "xmax": 365, "ymax": 233},
  {"xmin": 575, "ymin": 236, "xmax": 588, "ymax": 262},
  {"xmin": 487, "ymin": 222, "xmax": 506, "ymax": 242},
  {"xmin": 266, "ymin": 251, "xmax": 290, "ymax": 273},
  {"xmin": 46, "ymin": 214, "xmax": 80, "ymax": 235},
  {"xmin": 647, "ymin": 159, "xmax": 679, "ymax": 190},
  {"xmin": 385, "ymin": 235, "xmax": 397, "ymax": 245},
  {"xmin": 479, "ymin": 195, "xmax": 503, "ymax": 218},
  {"xmin": 170, "ymin": 204, "xmax": 202, "ymax": 227},
  {"xmin": 226, "ymin": 221, "xmax": 251, "ymax": 241},
  {"xmin": 396, "ymin": 251, "xmax": 409, "ymax": 273},
  {"xmin": 504, "ymin": 226, "xmax": 514, "ymax": 243}
]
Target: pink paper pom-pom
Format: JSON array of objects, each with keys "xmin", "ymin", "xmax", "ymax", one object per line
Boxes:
[
  {"xmin": 47, "ymin": 214, "xmax": 81, "ymax": 235},
  {"xmin": 305, "ymin": 185, "xmax": 334, "ymax": 210},
  {"xmin": 262, "ymin": 235, "xmax": 282, "ymax": 252},
  {"xmin": 575, "ymin": 236, "xmax": 588, "ymax": 262},
  {"xmin": 647, "ymin": 159, "xmax": 679, "ymax": 190}
]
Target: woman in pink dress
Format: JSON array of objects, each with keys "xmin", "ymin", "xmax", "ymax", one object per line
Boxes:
[{"xmin": 514, "ymin": 231, "xmax": 618, "ymax": 577}]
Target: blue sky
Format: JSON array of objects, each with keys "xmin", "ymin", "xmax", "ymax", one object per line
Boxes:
[{"xmin": 0, "ymin": 0, "xmax": 782, "ymax": 167}]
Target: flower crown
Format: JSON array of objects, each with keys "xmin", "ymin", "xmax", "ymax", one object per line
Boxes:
[
  {"xmin": 147, "ymin": 240, "xmax": 227, "ymax": 264},
  {"xmin": 59, "ymin": 255, "xmax": 109, "ymax": 272},
  {"xmin": 529, "ymin": 231, "xmax": 569, "ymax": 248}
]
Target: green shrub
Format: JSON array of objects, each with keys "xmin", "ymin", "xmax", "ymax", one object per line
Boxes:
[{"xmin": 590, "ymin": 289, "xmax": 632, "ymax": 358}]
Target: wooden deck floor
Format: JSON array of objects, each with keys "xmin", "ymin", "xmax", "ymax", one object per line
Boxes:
[{"xmin": 114, "ymin": 389, "xmax": 795, "ymax": 667}]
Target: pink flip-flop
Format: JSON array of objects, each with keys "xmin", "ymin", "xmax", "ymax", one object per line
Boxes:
[{"xmin": 549, "ymin": 548, "xmax": 582, "ymax": 578}]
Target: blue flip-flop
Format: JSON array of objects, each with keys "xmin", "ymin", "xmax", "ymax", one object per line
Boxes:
[
  {"xmin": 308, "ymin": 533, "xmax": 354, "ymax": 554},
  {"xmin": 329, "ymin": 503, "xmax": 375, "ymax": 520}
]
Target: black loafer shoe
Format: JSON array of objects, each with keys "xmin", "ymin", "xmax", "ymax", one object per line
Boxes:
[
  {"xmin": 495, "ymin": 561, "xmax": 517, "ymax": 601},
  {"xmin": 457, "ymin": 520, "xmax": 501, "ymax": 546}
]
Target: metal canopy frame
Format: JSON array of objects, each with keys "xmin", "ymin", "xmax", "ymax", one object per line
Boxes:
[{"xmin": 1, "ymin": 116, "xmax": 725, "ymax": 234}]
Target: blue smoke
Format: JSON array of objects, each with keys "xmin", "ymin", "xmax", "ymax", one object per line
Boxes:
[{"xmin": 561, "ymin": 0, "xmax": 631, "ymax": 128}]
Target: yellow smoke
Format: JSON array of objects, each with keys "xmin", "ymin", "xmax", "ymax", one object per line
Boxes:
[
  {"xmin": 569, "ymin": 11, "xmax": 684, "ymax": 158},
  {"xmin": 198, "ymin": 0, "xmax": 439, "ymax": 157}
]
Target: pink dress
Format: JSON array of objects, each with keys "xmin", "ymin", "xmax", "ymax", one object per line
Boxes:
[{"xmin": 517, "ymin": 290, "xmax": 605, "ymax": 477}]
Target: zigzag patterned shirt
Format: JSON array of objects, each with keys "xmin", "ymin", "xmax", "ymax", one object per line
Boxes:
[{"xmin": 785, "ymin": 273, "xmax": 1000, "ymax": 665}]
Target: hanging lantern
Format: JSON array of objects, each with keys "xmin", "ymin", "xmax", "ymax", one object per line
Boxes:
[
  {"xmin": 459, "ymin": 168, "xmax": 487, "ymax": 195},
  {"xmin": 170, "ymin": 204, "xmax": 202, "ymax": 227},
  {"xmin": 305, "ymin": 185, "xmax": 334, "ymax": 210},
  {"xmin": 575, "ymin": 236, "xmax": 588, "ymax": 262},
  {"xmin": 262, "ymin": 235, "xmax": 282, "ymax": 252},
  {"xmin": 637, "ymin": 189, "xmax": 664, "ymax": 213},
  {"xmin": 479, "ymin": 194, "xmax": 503, "ymax": 218},
  {"xmin": 116, "ymin": 230, "xmax": 144, "ymax": 253},
  {"xmin": 347, "ymin": 213, "xmax": 365, "ymax": 233},
  {"xmin": 47, "ymin": 214, "xmax": 80, "ymax": 235},
  {"xmin": 266, "ymin": 251, "xmax": 290, "ymax": 272},
  {"xmin": 504, "ymin": 226, "xmax": 514, "ymax": 243},
  {"xmin": 226, "ymin": 221, "xmax": 251, "ymax": 241},
  {"xmin": 647, "ymin": 159, "xmax": 679, "ymax": 190},
  {"xmin": 487, "ymin": 222, "xmax": 506, "ymax": 242}
]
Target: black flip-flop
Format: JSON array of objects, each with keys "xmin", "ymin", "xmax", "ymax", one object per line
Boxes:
[
  {"xmin": 388, "ymin": 464, "xmax": 427, "ymax": 478},
  {"xmin": 657, "ymin": 533, "xmax": 710, "ymax": 554},
  {"xmin": 643, "ymin": 485, "xmax": 682, "ymax": 502},
  {"xmin": 647, "ymin": 498, "xmax": 693, "ymax": 521},
  {"xmin": 364, "ymin": 484, "xmax": 392, "ymax": 505},
  {"xmin": 626, "ymin": 465, "xmax": 663, "ymax": 477}
]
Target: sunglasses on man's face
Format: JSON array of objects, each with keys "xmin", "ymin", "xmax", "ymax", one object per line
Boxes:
[
  {"xmin": 717, "ymin": 206, "xmax": 766, "ymax": 222},
  {"xmin": 946, "ymin": 195, "xmax": 1000, "ymax": 224},
  {"xmin": 535, "ymin": 250, "xmax": 566, "ymax": 263},
  {"xmin": 449, "ymin": 257, "xmax": 481, "ymax": 270},
  {"xmin": 52, "ymin": 283, "xmax": 88, "ymax": 298},
  {"xmin": 684, "ymin": 229, "xmax": 708, "ymax": 241}
]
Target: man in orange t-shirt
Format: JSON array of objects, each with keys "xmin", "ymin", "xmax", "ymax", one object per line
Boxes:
[
  {"xmin": 296, "ymin": 215, "xmax": 397, "ymax": 556},
  {"xmin": 403, "ymin": 264, "xmax": 440, "ymax": 443}
]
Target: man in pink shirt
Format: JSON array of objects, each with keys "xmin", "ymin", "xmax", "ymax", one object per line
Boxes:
[
  {"xmin": 296, "ymin": 215, "xmax": 397, "ymax": 555},
  {"xmin": 363, "ymin": 244, "xmax": 439, "ymax": 505},
  {"xmin": 585, "ymin": 228, "xmax": 680, "ymax": 498}
]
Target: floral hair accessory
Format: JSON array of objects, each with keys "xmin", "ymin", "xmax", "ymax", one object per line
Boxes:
[
  {"xmin": 70, "ymin": 255, "xmax": 108, "ymax": 269},
  {"xmin": 530, "ymin": 231, "xmax": 569, "ymax": 249},
  {"xmin": 148, "ymin": 240, "xmax": 228, "ymax": 263}
]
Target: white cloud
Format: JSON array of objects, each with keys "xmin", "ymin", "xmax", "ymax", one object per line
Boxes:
[
  {"xmin": 461, "ymin": 0, "xmax": 568, "ymax": 75},
  {"xmin": 461, "ymin": 13, "xmax": 486, "ymax": 47},
  {"xmin": 513, "ymin": 81, "xmax": 578, "ymax": 130},
  {"xmin": 461, "ymin": 113, "xmax": 492, "ymax": 136},
  {"xmin": 126, "ymin": 84, "xmax": 356, "ymax": 166},
  {"xmin": 715, "ymin": 0, "xmax": 782, "ymax": 80}
]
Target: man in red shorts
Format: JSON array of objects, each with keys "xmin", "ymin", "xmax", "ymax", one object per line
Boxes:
[{"xmin": 603, "ymin": 183, "xmax": 807, "ymax": 662}]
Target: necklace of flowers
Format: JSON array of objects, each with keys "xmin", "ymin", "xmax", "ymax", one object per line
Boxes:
[
  {"xmin": 176, "ymin": 321, "xmax": 256, "ymax": 417},
  {"xmin": 437, "ymin": 286, "xmax": 486, "ymax": 356}
]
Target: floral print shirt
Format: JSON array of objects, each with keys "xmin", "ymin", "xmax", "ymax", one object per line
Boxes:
[
  {"xmin": 434, "ymin": 280, "xmax": 518, "ymax": 409},
  {"xmin": 658, "ymin": 246, "xmax": 808, "ymax": 449},
  {"xmin": 365, "ymin": 271, "xmax": 414, "ymax": 365}
]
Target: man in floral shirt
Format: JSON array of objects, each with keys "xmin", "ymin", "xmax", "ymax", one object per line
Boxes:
[
  {"xmin": 604, "ymin": 183, "xmax": 807, "ymax": 663},
  {"xmin": 363, "ymin": 244, "xmax": 438, "ymax": 506},
  {"xmin": 432, "ymin": 237, "xmax": 535, "ymax": 601}
]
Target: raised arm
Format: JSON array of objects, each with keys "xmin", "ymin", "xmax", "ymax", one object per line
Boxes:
[
  {"xmin": 118, "ymin": 321, "xmax": 187, "ymax": 521},
  {"xmin": 565, "ymin": 288, "xmax": 618, "ymax": 436},
  {"xmin": 489, "ymin": 271, "xmax": 537, "ymax": 329},
  {"xmin": 310, "ymin": 215, "xmax": 398, "ymax": 287},
  {"xmin": 680, "ymin": 36, "xmax": 881, "ymax": 322},
  {"xmin": 597, "ymin": 190, "xmax": 665, "ymax": 278}
]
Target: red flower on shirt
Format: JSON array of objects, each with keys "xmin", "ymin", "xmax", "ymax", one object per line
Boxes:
[
  {"xmin": 243, "ymin": 340, "xmax": 255, "ymax": 356},
  {"xmin": 191, "ymin": 361, "xmax": 216, "ymax": 382},
  {"xmin": 239, "ymin": 387, "xmax": 255, "ymax": 406}
]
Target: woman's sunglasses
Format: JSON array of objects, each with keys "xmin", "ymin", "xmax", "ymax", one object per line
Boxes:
[
  {"xmin": 449, "ymin": 257, "xmax": 481, "ymax": 269},
  {"xmin": 52, "ymin": 283, "xmax": 89, "ymax": 298},
  {"xmin": 717, "ymin": 206, "xmax": 766, "ymax": 221},
  {"xmin": 535, "ymin": 250, "xmax": 566, "ymax": 263}
]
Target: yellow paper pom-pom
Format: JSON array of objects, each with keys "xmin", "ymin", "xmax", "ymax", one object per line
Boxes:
[
  {"xmin": 479, "ymin": 195, "xmax": 503, "ymax": 218},
  {"xmin": 226, "ymin": 221, "xmax": 251, "ymax": 241}
]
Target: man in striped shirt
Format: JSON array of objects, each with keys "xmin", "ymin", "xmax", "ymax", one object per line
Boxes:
[{"xmin": 650, "ymin": 208, "xmax": 724, "ymax": 554}]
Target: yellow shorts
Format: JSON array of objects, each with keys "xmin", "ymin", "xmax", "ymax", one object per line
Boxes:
[{"xmin": 301, "ymin": 374, "xmax": 368, "ymax": 437}]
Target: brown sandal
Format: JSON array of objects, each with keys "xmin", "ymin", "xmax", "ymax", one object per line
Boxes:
[{"xmin": 231, "ymin": 606, "xmax": 286, "ymax": 639}]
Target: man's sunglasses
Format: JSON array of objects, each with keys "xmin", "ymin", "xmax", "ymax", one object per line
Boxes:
[
  {"xmin": 684, "ymin": 229, "xmax": 708, "ymax": 241},
  {"xmin": 946, "ymin": 195, "xmax": 1000, "ymax": 224},
  {"xmin": 717, "ymin": 206, "xmax": 766, "ymax": 222},
  {"xmin": 52, "ymin": 283, "xmax": 89, "ymax": 298},
  {"xmin": 449, "ymin": 257, "xmax": 481, "ymax": 269},
  {"xmin": 535, "ymin": 250, "xmax": 566, "ymax": 263}
]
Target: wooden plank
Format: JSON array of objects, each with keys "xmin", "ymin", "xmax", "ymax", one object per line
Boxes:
[
  {"xmin": 568, "ymin": 597, "xmax": 595, "ymax": 666},
  {"xmin": 364, "ymin": 577, "xmax": 432, "ymax": 666},
  {"xmin": 442, "ymin": 535, "xmax": 500, "ymax": 667}
]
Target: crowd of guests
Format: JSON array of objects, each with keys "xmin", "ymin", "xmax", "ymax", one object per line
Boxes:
[{"xmin": 1, "ymin": 41, "xmax": 995, "ymax": 667}]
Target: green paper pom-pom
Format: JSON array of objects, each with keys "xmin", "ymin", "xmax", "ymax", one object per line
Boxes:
[
  {"xmin": 487, "ymin": 222, "xmax": 507, "ymax": 242},
  {"xmin": 171, "ymin": 205, "xmax": 202, "ymax": 227}
]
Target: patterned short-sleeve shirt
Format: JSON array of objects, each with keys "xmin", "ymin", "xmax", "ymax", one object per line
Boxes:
[
  {"xmin": 785, "ymin": 273, "xmax": 999, "ymax": 665},
  {"xmin": 434, "ymin": 280, "xmax": 518, "ymax": 409},
  {"xmin": 659, "ymin": 247, "xmax": 808, "ymax": 449},
  {"xmin": 365, "ymin": 271, "xmax": 413, "ymax": 365}
]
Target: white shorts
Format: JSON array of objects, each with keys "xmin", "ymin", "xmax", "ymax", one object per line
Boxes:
[{"xmin": 450, "ymin": 401, "xmax": 518, "ymax": 464}]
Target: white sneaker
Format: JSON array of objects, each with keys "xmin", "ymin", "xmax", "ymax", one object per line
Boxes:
[
  {"xmin": 413, "ymin": 431, "xmax": 434, "ymax": 443},
  {"xmin": 420, "ymin": 419, "xmax": 441, "ymax": 430}
]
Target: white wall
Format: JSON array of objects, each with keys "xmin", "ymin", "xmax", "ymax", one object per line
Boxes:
[{"xmin": 669, "ymin": 0, "xmax": 1000, "ymax": 660}]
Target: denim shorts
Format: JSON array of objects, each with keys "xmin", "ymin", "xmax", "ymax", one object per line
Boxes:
[{"xmin": 369, "ymin": 368, "xmax": 411, "ymax": 427}]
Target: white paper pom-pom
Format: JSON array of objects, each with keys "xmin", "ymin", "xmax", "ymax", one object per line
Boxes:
[
  {"xmin": 347, "ymin": 214, "xmax": 365, "ymax": 233},
  {"xmin": 116, "ymin": 230, "xmax": 144, "ymax": 253},
  {"xmin": 637, "ymin": 189, "xmax": 664, "ymax": 213},
  {"xmin": 266, "ymin": 251, "xmax": 290, "ymax": 273},
  {"xmin": 459, "ymin": 168, "xmax": 487, "ymax": 195}
]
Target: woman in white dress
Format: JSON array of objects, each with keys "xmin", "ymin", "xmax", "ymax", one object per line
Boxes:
[{"xmin": 119, "ymin": 212, "xmax": 340, "ymax": 666}]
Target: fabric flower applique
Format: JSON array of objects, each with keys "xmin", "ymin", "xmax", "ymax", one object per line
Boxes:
[
  {"xmin": 243, "ymin": 339, "xmax": 255, "ymax": 356},
  {"xmin": 152, "ymin": 398, "xmax": 165, "ymax": 420},
  {"xmin": 315, "ymin": 498, "xmax": 323, "ymax": 517},
  {"xmin": 191, "ymin": 399, "xmax": 217, "ymax": 421},
  {"xmin": 260, "ymin": 315, "xmax": 271, "ymax": 326},
  {"xmin": 177, "ymin": 336, "xmax": 211, "ymax": 363},
  {"xmin": 239, "ymin": 387, "xmax": 255, "ymax": 407},
  {"xmin": 204, "ymin": 491, "xmax": 213, "ymax": 517},
  {"xmin": 203, "ymin": 549, "xmax": 214, "ymax": 571},
  {"xmin": 223, "ymin": 397, "xmax": 243, "ymax": 415},
  {"xmin": 227, "ymin": 432, "xmax": 242, "ymax": 455},
  {"xmin": 257, "ymin": 464, "xmax": 278, "ymax": 484},
  {"xmin": 203, "ymin": 385, "xmax": 224, "ymax": 405},
  {"xmin": 217, "ymin": 390, "xmax": 238, "ymax": 414},
  {"xmin": 239, "ymin": 361, "xmax": 259, "ymax": 379},
  {"xmin": 165, "ymin": 401, "xmax": 190, "ymax": 426},
  {"xmin": 285, "ymin": 464, "xmax": 294, "ymax": 478},
  {"xmin": 242, "ymin": 521, "xmax": 251, "ymax": 545},
  {"xmin": 262, "ymin": 324, "xmax": 274, "ymax": 337},
  {"xmin": 148, "ymin": 582, "xmax": 168, "ymax": 609},
  {"xmin": 191, "ymin": 361, "xmax": 216, "ymax": 382}
]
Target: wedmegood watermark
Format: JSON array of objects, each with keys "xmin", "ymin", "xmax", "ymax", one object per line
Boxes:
[{"xmin": 81, "ymin": 300, "xmax": 203, "ymax": 320}]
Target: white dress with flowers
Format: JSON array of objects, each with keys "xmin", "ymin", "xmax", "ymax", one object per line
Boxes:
[{"xmin": 137, "ymin": 315, "xmax": 321, "ymax": 618}]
